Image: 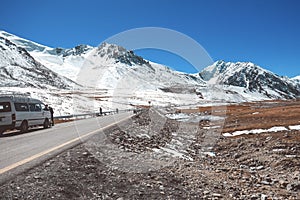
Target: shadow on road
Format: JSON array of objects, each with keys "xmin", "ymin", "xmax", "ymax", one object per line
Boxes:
[{"xmin": 0, "ymin": 127, "xmax": 45, "ymax": 138}]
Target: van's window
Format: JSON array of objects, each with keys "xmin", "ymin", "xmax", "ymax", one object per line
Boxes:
[
  {"xmin": 14, "ymin": 103, "xmax": 29, "ymax": 112},
  {"xmin": 41, "ymin": 104, "xmax": 46, "ymax": 110},
  {"xmin": 35, "ymin": 104, "xmax": 41, "ymax": 112},
  {"xmin": 29, "ymin": 103, "xmax": 41, "ymax": 112},
  {"xmin": 0, "ymin": 102, "xmax": 11, "ymax": 112}
]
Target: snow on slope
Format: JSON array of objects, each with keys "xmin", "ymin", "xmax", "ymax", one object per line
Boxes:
[
  {"xmin": 291, "ymin": 76, "xmax": 300, "ymax": 89},
  {"xmin": 0, "ymin": 31, "xmax": 49, "ymax": 52},
  {"xmin": 292, "ymin": 75, "xmax": 300, "ymax": 81},
  {"xmin": 29, "ymin": 45, "xmax": 92, "ymax": 81},
  {"xmin": 0, "ymin": 31, "xmax": 92, "ymax": 81},
  {"xmin": 0, "ymin": 87, "xmax": 74, "ymax": 116},
  {"xmin": 0, "ymin": 35, "xmax": 75, "ymax": 89}
]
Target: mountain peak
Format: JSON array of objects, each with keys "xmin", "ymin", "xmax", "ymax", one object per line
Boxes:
[
  {"xmin": 95, "ymin": 42, "xmax": 150, "ymax": 66},
  {"xmin": 200, "ymin": 60, "xmax": 265, "ymax": 81},
  {"xmin": 96, "ymin": 42, "xmax": 127, "ymax": 58}
]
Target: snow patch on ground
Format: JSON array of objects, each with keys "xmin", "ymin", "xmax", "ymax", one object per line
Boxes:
[
  {"xmin": 223, "ymin": 126, "xmax": 288, "ymax": 137},
  {"xmin": 166, "ymin": 113, "xmax": 224, "ymax": 123},
  {"xmin": 289, "ymin": 125, "xmax": 300, "ymax": 130}
]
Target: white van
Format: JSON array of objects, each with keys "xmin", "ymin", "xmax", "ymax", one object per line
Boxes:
[{"xmin": 0, "ymin": 96, "xmax": 52, "ymax": 134}]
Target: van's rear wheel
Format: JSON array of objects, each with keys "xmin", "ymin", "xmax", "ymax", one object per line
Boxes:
[
  {"xmin": 43, "ymin": 119, "xmax": 50, "ymax": 129},
  {"xmin": 20, "ymin": 121, "xmax": 28, "ymax": 133}
]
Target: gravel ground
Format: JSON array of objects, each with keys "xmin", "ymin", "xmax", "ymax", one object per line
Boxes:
[{"xmin": 0, "ymin": 108, "xmax": 300, "ymax": 199}]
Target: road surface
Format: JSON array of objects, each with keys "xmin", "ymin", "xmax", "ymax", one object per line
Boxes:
[{"xmin": 0, "ymin": 112, "xmax": 132, "ymax": 183}]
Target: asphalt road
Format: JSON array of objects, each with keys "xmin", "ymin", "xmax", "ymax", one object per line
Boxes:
[{"xmin": 0, "ymin": 112, "xmax": 132, "ymax": 183}]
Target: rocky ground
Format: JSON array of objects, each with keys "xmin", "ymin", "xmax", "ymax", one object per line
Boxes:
[{"xmin": 0, "ymin": 101, "xmax": 300, "ymax": 199}]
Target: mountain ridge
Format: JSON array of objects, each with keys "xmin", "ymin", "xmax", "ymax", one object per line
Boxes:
[
  {"xmin": 0, "ymin": 30, "xmax": 93, "ymax": 81},
  {"xmin": 200, "ymin": 60, "xmax": 300, "ymax": 99},
  {"xmin": 0, "ymin": 30, "xmax": 299, "ymax": 103}
]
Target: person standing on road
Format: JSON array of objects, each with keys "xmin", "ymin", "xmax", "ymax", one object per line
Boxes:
[
  {"xmin": 49, "ymin": 106, "xmax": 54, "ymax": 126},
  {"xmin": 99, "ymin": 107, "xmax": 103, "ymax": 116}
]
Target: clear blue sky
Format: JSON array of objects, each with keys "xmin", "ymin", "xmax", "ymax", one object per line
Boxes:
[{"xmin": 1, "ymin": 0, "xmax": 300, "ymax": 77}]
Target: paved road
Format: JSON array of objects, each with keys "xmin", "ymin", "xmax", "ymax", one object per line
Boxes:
[{"xmin": 0, "ymin": 112, "xmax": 132, "ymax": 182}]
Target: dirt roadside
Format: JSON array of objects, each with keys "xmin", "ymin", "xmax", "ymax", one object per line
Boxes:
[{"xmin": 0, "ymin": 101, "xmax": 299, "ymax": 199}]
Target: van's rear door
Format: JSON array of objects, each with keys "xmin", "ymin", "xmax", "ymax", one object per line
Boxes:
[{"xmin": 0, "ymin": 102, "xmax": 13, "ymax": 126}]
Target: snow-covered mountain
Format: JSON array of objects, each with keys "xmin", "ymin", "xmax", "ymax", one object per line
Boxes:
[
  {"xmin": 79, "ymin": 42, "xmax": 204, "ymax": 89},
  {"xmin": 0, "ymin": 30, "xmax": 299, "ymax": 115},
  {"xmin": 71, "ymin": 42, "xmax": 207, "ymax": 109},
  {"xmin": 0, "ymin": 31, "xmax": 207, "ymax": 114},
  {"xmin": 0, "ymin": 31, "xmax": 92, "ymax": 81},
  {"xmin": 200, "ymin": 61, "xmax": 300, "ymax": 99},
  {"xmin": 0, "ymin": 35, "xmax": 75, "ymax": 89}
]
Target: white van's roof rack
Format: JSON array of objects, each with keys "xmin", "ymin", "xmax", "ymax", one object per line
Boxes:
[{"xmin": 0, "ymin": 92, "xmax": 31, "ymax": 99}]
